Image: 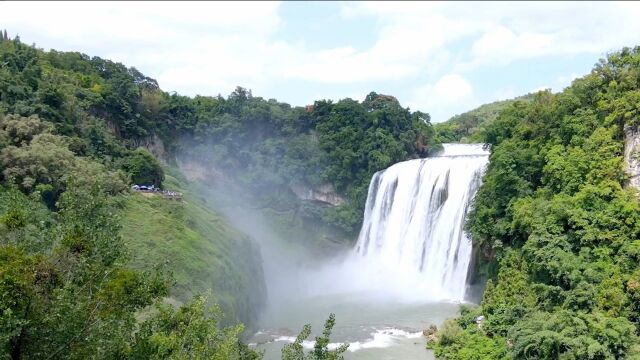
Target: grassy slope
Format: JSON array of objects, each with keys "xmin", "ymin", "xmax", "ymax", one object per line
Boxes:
[{"xmin": 119, "ymin": 168, "xmax": 266, "ymax": 328}]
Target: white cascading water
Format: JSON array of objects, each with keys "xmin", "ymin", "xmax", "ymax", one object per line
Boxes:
[
  {"xmin": 252, "ymin": 144, "xmax": 489, "ymax": 357},
  {"xmin": 348, "ymin": 143, "xmax": 489, "ymax": 302}
]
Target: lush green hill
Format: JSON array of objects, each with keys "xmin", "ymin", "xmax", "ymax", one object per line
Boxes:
[
  {"xmin": 433, "ymin": 93, "xmax": 535, "ymax": 143},
  {"xmin": 0, "ymin": 33, "xmax": 439, "ymax": 240},
  {"xmin": 430, "ymin": 48, "xmax": 640, "ymax": 358},
  {"xmin": 0, "ymin": 33, "xmax": 268, "ymax": 329}
]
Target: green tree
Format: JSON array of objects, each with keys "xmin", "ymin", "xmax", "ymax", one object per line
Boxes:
[
  {"xmin": 282, "ymin": 313, "xmax": 348, "ymax": 360},
  {"xmin": 121, "ymin": 147, "xmax": 164, "ymax": 187},
  {"xmin": 130, "ymin": 295, "xmax": 261, "ymax": 360},
  {"xmin": 0, "ymin": 184, "xmax": 172, "ymax": 359}
]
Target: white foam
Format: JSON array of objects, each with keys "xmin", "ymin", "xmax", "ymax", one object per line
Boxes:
[
  {"xmin": 439, "ymin": 143, "xmax": 489, "ymax": 157},
  {"xmin": 274, "ymin": 336, "xmax": 297, "ymax": 343},
  {"xmin": 272, "ymin": 327, "xmax": 423, "ymax": 353}
]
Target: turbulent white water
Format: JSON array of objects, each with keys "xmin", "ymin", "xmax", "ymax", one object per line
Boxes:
[
  {"xmin": 351, "ymin": 143, "xmax": 489, "ymax": 301},
  {"xmin": 270, "ymin": 327, "xmax": 423, "ymax": 353},
  {"xmin": 252, "ymin": 144, "xmax": 489, "ymax": 358},
  {"xmin": 252, "ymin": 293, "xmax": 459, "ymax": 359}
]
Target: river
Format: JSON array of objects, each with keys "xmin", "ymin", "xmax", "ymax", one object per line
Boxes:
[{"xmin": 251, "ymin": 292, "xmax": 460, "ymax": 359}]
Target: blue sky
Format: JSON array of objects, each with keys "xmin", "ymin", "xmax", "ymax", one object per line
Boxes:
[{"xmin": 1, "ymin": 1, "xmax": 640, "ymax": 122}]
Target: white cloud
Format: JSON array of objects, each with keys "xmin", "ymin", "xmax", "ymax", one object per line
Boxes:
[
  {"xmin": 0, "ymin": 1, "xmax": 283, "ymax": 96},
  {"xmin": 1, "ymin": 1, "xmax": 640, "ymax": 121},
  {"xmin": 460, "ymin": 2, "xmax": 640, "ymax": 70},
  {"xmin": 529, "ymin": 86, "xmax": 551, "ymax": 94},
  {"xmin": 433, "ymin": 74, "xmax": 473, "ymax": 101},
  {"xmin": 408, "ymin": 74, "xmax": 477, "ymax": 122},
  {"xmin": 470, "ymin": 26, "xmax": 555, "ymax": 66},
  {"xmin": 337, "ymin": 1, "xmax": 640, "ymax": 118},
  {"xmin": 341, "ymin": 2, "xmax": 640, "ymax": 73}
]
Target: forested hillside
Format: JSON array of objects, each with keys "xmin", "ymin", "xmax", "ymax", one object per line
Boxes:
[
  {"xmin": 0, "ymin": 33, "xmax": 435, "ymax": 358},
  {"xmin": 430, "ymin": 47, "xmax": 640, "ymax": 359},
  {"xmin": 0, "ymin": 34, "xmax": 272, "ymax": 358},
  {"xmin": 173, "ymin": 90, "xmax": 438, "ymax": 237}
]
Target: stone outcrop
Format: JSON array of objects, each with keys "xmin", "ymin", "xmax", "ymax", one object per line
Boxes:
[
  {"xmin": 624, "ymin": 124, "xmax": 640, "ymax": 191},
  {"xmin": 290, "ymin": 182, "xmax": 346, "ymax": 206},
  {"xmin": 176, "ymin": 158, "xmax": 347, "ymax": 207},
  {"xmin": 132, "ymin": 133, "xmax": 166, "ymax": 161},
  {"xmin": 423, "ymin": 324, "xmax": 438, "ymax": 340}
]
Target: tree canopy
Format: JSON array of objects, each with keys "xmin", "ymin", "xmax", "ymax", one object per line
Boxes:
[{"xmin": 431, "ymin": 47, "xmax": 640, "ymax": 359}]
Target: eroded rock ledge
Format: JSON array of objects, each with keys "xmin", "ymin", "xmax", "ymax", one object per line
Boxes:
[
  {"xmin": 290, "ymin": 182, "xmax": 346, "ymax": 206},
  {"xmin": 624, "ymin": 124, "xmax": 640, "ymax": 191}
]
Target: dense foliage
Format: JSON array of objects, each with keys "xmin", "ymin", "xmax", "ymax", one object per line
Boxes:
[
  {"xmin": 431, "ymin": 47, "xmax": 640, "ymax": 359},
  {"xmin": 0, "ymin": 33, "xmax": 401, "ymax": 358},
  {"xmin": 129, "ymin": 295, "xmax": 261, "ymax": 360},
  {"xmin": 0, "ymin": 184, "xmax": 278, "ymax": 359},
  {"xmin": 121, "ymin": 148, "xmax": 164, "ymax": 187},
  {"xmin": 1, "ymin": 185, "xmax": 163, "ymax": 359},
  {"xmin": 0, "ymin": 148, "xmax": 264, "ymax": 360},
  {"xmin": 181, "ymin": 90, "xmax": 438, "ymax": 235}
]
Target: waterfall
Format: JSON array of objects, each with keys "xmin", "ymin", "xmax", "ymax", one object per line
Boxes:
[{"xmin": 351, "ymin": 144, "xmax": 489, "ymax": 302}]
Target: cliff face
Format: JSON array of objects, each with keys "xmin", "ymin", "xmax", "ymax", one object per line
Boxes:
[
  {"xmin": 176, "ymin": 157, "xmax": 347, "ymax": 207},
  {"xmin": 290, "ymin": 182, "xmax": 347, "ymax": 206},
  {"xmin": 132, "ymin": 133, "xmax": 167, "ymax": 161},
  {"xmin": 624, "ymin": 124, "xmax": 640, "ymax": 191},
  {"xmin": 177, "ymin": 158, "xmax": 228, "ymax": 183}
]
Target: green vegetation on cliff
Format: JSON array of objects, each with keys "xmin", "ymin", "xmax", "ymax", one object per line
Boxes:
[
  {"xmin": 431, "ymin": 47, "xmax": 640, "ymax": 359},
  {"xmin": 1, "ymin": 29, "xmax": 439, "ymax": 241},
  {"xmin": 177, "ymin": 89, "xmax": 438, "ymax": 237},
  {"xmin": 0, "ymin": 33, "xmax": 266, "ymax": 325}
]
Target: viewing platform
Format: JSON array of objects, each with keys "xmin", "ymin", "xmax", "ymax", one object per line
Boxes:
[{"xmin": 131, "ymin": 184, "xmax": 183, "ymax": 201}]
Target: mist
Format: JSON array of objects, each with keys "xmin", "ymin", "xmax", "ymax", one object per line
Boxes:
[
  {"xmin": 174, "ymin": 143, "xmax": 353, "ymax": 309},
  {"xmin": 173, "ymin": 141, "xmax": 489, "ymax": 308}
]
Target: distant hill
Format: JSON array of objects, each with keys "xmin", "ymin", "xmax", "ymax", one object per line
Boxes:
[{"xmin": 434, "ymin": 93, "xmax": 537, "ymax": 143}]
